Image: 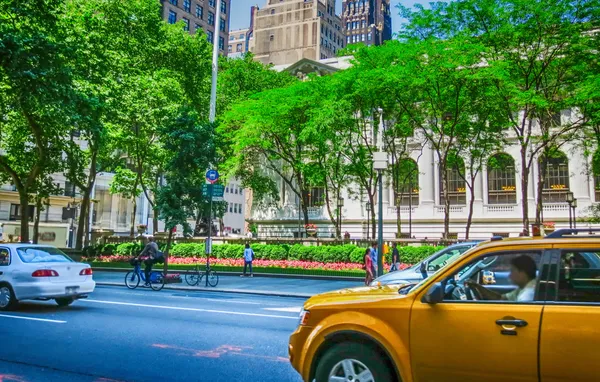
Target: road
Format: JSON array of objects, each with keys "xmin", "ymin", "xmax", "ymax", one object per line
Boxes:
[{"xmin": 0, "ymin": 285, "xmax": 307, "ymax": 382}]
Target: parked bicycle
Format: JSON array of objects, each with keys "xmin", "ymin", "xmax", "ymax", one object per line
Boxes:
[
  {"xmin": 185, "ymin": 261, "xmax": 219, "ymax": 287},
  {"xmin": 125, "ymin": 258, "xmax": 165, "ymax": 291}
]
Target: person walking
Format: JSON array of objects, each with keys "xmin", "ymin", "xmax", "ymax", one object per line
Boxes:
[
  {"xmin": 370, "ymin": 242, "xmax": 378, "ymax": 276},
  {"xmin": 364, "ymin": 248, "xmax": 374, "ymax": 285},
  {"xmin": 390, "ymin": 242, "xmax": 400, "ymax": 272},
  {"xmin": 242, "ymin": 243, "xmax": 254, "ymax": 277}
]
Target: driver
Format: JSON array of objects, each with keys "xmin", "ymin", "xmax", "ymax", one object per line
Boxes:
[{"xmin": 466, "ymin": 255, "xmax": 537, "ymax": 302}]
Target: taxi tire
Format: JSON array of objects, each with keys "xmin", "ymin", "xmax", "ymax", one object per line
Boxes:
[
  {"xmin": 315, "ymin": 342, "xmax": 394, "ymax": 382},
  {"xmin": 0, "ymin": 283, "xmax": 18, "ymax": 311}
]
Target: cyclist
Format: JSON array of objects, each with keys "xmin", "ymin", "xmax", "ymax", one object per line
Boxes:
[{"xmin": 137, "ymin": 237, "xmax": 163, "ymax": 287}]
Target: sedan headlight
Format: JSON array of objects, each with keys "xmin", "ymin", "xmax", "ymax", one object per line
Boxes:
[{"xmin": 298, "ymin": 309, "xmax": 311, "ymax": 326}]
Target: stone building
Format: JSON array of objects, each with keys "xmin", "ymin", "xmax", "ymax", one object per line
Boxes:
[
  {"xmin": 250, "ymin": 0, "xmax": 345, "ymax": 66},
  {"xmin": 160, "ymin": 0, "xmax": 230, "ymax": 54},
  {"xmin": 228, "ymin": 28, "xmax": 251, "ymax": 58},
  {"xmin": 341, "ymin": 0, "xmax": 392, "ymax": 46}
]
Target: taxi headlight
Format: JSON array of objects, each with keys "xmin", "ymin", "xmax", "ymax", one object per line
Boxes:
[{"xmin": 298, "ymin": 309, "xmax": 311, "ymax": 326}]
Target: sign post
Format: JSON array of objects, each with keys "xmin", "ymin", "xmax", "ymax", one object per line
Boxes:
[{"xmin": 205, "ymin": 170, "xmax": 219, "ymax": 287}]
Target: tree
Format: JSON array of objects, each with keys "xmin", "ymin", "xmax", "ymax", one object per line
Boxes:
[{"xmin": 0, "ymin": 0, "xmax": 76, "ymax": 242}]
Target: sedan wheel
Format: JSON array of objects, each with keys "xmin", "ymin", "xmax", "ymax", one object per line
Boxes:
[
  {"xmin": 0, "ymin": 285, "xmax": 17, "ymax": 311},
  {"xmin": 328, "ymin": 359, "xmax": 374, "ymax": 382}
]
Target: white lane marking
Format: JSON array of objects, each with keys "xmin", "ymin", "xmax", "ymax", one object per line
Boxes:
[
  {"xmin": 0, "ymin": 314, "xmax": 66, "ymax": 324},
  {"xmin": 263, "ymin": 307, "xmax": 302, "ymax": 313},
  {"xmin": 83, "ymin": 299, "xmax": 298, "ymax": 320},
  {"xmin": 97, "ymin": 289, "xmax": 281, "ymax": 305}
]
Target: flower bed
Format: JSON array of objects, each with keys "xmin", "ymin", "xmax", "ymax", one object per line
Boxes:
[{"xmin": 85, "ymin": 256, "xmax": 411, "ymax": 276}]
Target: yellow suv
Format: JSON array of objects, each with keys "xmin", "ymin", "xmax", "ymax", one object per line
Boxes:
[{"xmin": 289, "ymin": 230, "xmax": 600, "ymax": 382}]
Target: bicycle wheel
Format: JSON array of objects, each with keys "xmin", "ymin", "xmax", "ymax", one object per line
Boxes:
[
  {"xmin": 125, "ymin": 271, "xmax": 140, "ymax": 289},
  {"xmin": 207, "ymin": 270, "xmax": 219, "ymax": 287},
  {"xmin": 185, "ymin": 269, "xmax": 201, "ymax": 286},
  {"xmin": 150, "ymin": 272, "xmax": 165, "ymax": 291}
]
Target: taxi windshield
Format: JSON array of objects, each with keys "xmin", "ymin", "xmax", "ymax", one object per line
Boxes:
[{"xmin": 409, "ymin": 245, "xmax": 478, "ymax": 293}]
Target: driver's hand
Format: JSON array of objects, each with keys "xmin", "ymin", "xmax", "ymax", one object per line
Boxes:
[{"xmin": 465, "ymin": 280, "xmax": 479, "ymax": 289}]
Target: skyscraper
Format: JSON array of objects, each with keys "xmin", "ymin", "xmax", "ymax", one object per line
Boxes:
[
  {"xmin": 342, "ymin": 0, "xmax": 392, "ymax": 46},
  {"xmin": 160, "ymin": 0, "xmax": 231, "ymax": 55},
  {"xmin": 250, "ymin": 0, "xmax": 345, "ymax": 66}
]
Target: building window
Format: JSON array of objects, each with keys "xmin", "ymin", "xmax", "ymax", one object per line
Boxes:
[
  {"xmin": 229, "ymin": 203, "xmax": 233, "ymax": 213},
  {"xmin": 220, "ymin": 18, "xmax": 226, "ymax": 32},
  {"xmin": 64, "ymin": 181, "xmax": 76, "ymax": 197},
  {"xmin": 183, "ymin": 0, "xmax": 191, "ymax": 12},
  {"xmin": 208, "ymin": 0, "xmax": 215, "ymax": 7},
  {"xmin": 10, "ymin": 204, "xmax": 35, "ymax": 222},
  {"xmin": 487, "ymin": 153, "xmax": 517, "ymax": 204},
  {"xmin": 207, "ymin": 30, "xmax": 214, "ymax": 42},
  {"xmin": 168, "ymin": 10, "xmax": 177, "ymax": 24},
  {"xmin": 182, "ymin": 17, "xmax": 189, "ymax": 31},
  {"xmin": 236, "ymin": 43, "xmax": 242, "ymax": 52},
  {"xmin": 393, "ymin": 159, "xmax": 419, "ymax": 206},
  {"xmin": 169, "ymin": 0, "xmax": 177, "ymax": 5},
  {"xmin": 307, "ymin": 187, "xmax": 325, "ymax": 207},
  {"xmin": 220, "ymin": 0, "xmax": 226, "ymax": 14},
  {"xmin": 541, "ymin": 150, "xmax": 570, "ymax": 203},
  {"xmin": 195, "ymin": 24, "xmax": 202, "ymax": 33},
  {"xmin": 439, "ymin": 162, "xmax": 466, "ymax": 205},
  {"xmin": 219, "ymin": 36, "xmax": 224, "ymax": 50},
  {"xmin": 196, "ymin": 5, "xmax": 203, "ymax": 18},
  {"xmin": 270, "ymin": 34, "xmax": 274, "ymax": 41},
  {"xmin": 208, "ymin": 11, "xmax": 214, "ymax": 25},
  {"xmin": 228, "ymin": 45, "xmax": 232, "ymax": 53},
  {"xmin": 367, "ymin": 32, "xmax": 372, "ymax": 40}
]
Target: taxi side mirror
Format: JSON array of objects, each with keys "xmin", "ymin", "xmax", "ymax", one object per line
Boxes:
[{"xmin": 422, "ymin": 282, "xmax": 444, "ymax": 304}]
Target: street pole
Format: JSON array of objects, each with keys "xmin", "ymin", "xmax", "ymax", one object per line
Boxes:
[
  {"xmin": 206, "ymin": 184, "xmax": 213, "ymax": 287},
  {"xmin": 568, "ymin": 202, "xmax": 573, "ymax": 229},
  {"xmin": 297, "ymin": 196, "xmax": 301, "ymax": 238},
  {"xmin": 377, "ymin": 171, "xmax": 384, "ymax": 277},
  {"xmin": 209, "ymin": 0, "xmax": 222, "ymax": 123},
  {"xmin": 573, "ymin": 199, "xmax": 577, "ymax": 229},
  {"xmin": 408, "ymin": 179, "xmax": 413, "ymax": 238}
]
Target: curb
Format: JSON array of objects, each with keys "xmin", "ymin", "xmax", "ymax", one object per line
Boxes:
[
  {"xmin": 95, "ymin": 282, "xmax": 313, "ymax": 299},
  {"xmin": 92, "ymin": 267, "xmax": 363, "ymax": 282}
]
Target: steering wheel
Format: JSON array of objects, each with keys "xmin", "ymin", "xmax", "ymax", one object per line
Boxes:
[
  {"xmin": 451, "ymin": 284, "xmax": 469, "ymax": 301},
  {"xmin": 464, "ymin": 283, "xmax": 483, "ymax": 301}
]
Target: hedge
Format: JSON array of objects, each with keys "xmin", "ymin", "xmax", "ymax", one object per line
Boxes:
[{"xmin": 86, "ymin": 242, "xmax": 444, "ymax": 265}]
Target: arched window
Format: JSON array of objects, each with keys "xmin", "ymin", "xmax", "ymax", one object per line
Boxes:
[
  {"xmin": 392, "ymin": 159, "xmax": 419, "ymax": 206},
  {"xmin": 487, "ymin": 153, "xmax": 517, "ymax": 204},
  {"xmin": 540, "ymin": 150, "xmax": 570, "ymax": 203},
  {"xmin": 439, "ymin": 159, "xmax": 466, "ymax": 205}
]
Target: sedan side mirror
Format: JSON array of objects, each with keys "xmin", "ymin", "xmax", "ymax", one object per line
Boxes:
[{"xmin": 422, "ymin": 282, "xmax": 444, "ymax": 304}]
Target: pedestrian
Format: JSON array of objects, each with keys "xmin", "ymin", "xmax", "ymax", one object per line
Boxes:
[
  {"xmin": 390, "ymin": 242, "xmax": 400, "ymax": 272},
  {"xmin": 370, "ymin": 241, "xmax": 378, "ymax": 276},
  {"xmin": 246, "ymin": 230, "xmax": 253, "ymax": 239},
  {"xmin": 242, "ymin": 243, "xmax": 254, "ymax": 277},
  {"xmin": 364, "ymin": 248, "xmax": 374, "ymax": 285}
]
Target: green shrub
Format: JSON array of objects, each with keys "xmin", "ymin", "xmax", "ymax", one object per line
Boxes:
[
  {"xmin": 223, "ymin": 244, "xmax": 244, "ymax": 259},
  {"xmin": 169, "ymin": 243, "xmax": 204, "ymax": 257},
  {"xmin": 350, "ymin": 247, "xmax": 367, "ymax": 264},
  {"xmin": 398, "ymin": 246, "xmax": 443, "ymax": 264},
  {"xmin": 115, "ymin": 242, "xmax": 143, "ymax": 256}
]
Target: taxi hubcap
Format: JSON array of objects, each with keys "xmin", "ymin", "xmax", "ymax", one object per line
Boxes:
[
  {"xmin": 328, "ymin": 359, "xmax": 374, "ymax": 382},
  {"xmin": 0, "ymin": 287, "xmax": 11, "ymax": 308}
]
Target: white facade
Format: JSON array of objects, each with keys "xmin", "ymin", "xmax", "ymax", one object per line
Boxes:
[{"xmin": 222, "ymin": 180, "xmax": 246, "ymax": 235}]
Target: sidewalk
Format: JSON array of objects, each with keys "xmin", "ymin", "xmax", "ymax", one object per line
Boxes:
[{"xmin": 93, "ymin": 270, "xmax": 362, "ymax": 298}]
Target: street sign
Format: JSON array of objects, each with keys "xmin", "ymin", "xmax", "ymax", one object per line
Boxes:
[
  {"xmin": 206, "ymin": 169, "xmax": 219, "ymax": 184},
  {"xmin": 205, "ymin": 237, "xmax": 212, "ymax": 254},
  {"xmin": 202, "ymin": 184, "xmax": 224, "ymax": 198}
]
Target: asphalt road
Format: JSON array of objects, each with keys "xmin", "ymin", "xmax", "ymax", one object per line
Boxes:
[{"xmin": 0, "ymin": 286, "xmax": 307, "ymax": 382}]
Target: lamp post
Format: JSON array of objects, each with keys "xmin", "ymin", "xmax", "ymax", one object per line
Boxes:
[
  {"xmin": 572, "ymin": 199, "xmax": 578, "ymax": 229},
  {"xmin": 337, "ymin": 197, "xmax": 344, "ymax": 239},
  {"xmin": 373, "ymin": 152, "xmax": 388, "ymax": 277},
  {"xmin": 566, "ymin": 191, "xmax": 574, "ymax": 229},
  {"xmin": 366, "ymin": 202, "xmax": 371, "ymax": 239}
]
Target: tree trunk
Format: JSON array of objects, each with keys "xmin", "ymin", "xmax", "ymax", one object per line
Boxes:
[
  {"xmin": 153, "ymin": 211, "xmax": 159, "ymax": 234},
  {"xmin": 194, "ymin": 210, "xmax": 202, "ymax": 236},
  {"xmin": 441, "ymin": 165, "xmax": 451, "ymax": 239},
  {"xmin": 130, "ymin": 199, "xmax": 137, "ymax": 238},
  {"xmin": 465, "ymin": 184, "xmax": 475, "ymax": 240},
  {"xmin": 535, "ymin": 156, "xmax": 547, "ymax": 225},
  {"xmin": 520, "ymin": 153, "xmax": 531, "ymax": 231},
  {"xmin": 76, "ymin": 189, "xmax": 91, "ymax": 250},
  {"xmin": 163, "ymin": 229, "xmax": 173, "ymax": 275},
  {"xmin": 395, "ymin": 191, "xmax": 402, "ymax": 237},
  {"xmin": 19, "ymin": 190, "xmax": 30, "ymax": 243},
  {"xmin": 33, "ymin": 198, "xmax": 42, "ymax": 244},
  {"xmin": 324, "ymin": 187, "xmax": 339, "ymax": 238},
  {"xmin": 370, "ymin": 194, "xmax": 376, "ymax": 241}
]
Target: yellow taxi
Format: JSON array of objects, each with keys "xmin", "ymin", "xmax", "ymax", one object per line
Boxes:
[{"xmin": 289, "ymin": 229, "xmax": 600, "ymax": 382}]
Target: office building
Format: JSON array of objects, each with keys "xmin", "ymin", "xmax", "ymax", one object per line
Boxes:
[{"xmin": 342, "ymin": 0, "xmax": 392, "ymax": 46}]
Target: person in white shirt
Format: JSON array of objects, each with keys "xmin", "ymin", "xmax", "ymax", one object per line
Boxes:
[{"xmin": 466, "ymin": 255, "xmax": 537, "ymax": 302}]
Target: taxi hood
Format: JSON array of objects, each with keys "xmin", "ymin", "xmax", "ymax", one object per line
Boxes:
[{"xmin": 304, "ymin": 283, "xmax": 408, "ymax": 310}]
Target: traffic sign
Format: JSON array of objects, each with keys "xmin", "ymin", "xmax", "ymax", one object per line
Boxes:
[
  {"xmin": 202, "ymin": 184, "xmax": 224, "ymax": 198},
  {"xmin": 206, "ymin": 169, "xmax": 219, "ymax": 184}
]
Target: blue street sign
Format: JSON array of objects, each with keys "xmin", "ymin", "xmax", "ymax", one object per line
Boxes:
[{"xmin": 206, "ymin": 169, "xmax": 219, "ymax": 184}]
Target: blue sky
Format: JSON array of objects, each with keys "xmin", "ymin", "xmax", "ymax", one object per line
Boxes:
[{"xmin": 228, "ymin": 0, "xmax": 428, "ymax": 33}]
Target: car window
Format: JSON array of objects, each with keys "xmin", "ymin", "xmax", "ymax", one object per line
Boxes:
[
  {"xmin": 16, "ymin": 247, "xmax": 72, "ymax": 263},
  {"xmin": 443, "ymin": 252, "xmax": 542, "ymax": 303},
  {"xmin": 0, "ymin": 249, "xmax": 9, "ymax": 266},
  {"xmin": 556, "ymin": 251, "xmax": 600, "ymax": 304}
]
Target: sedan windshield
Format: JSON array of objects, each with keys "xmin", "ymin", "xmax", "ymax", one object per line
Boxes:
[{"xmin": 17, "ymin": 247, "xmax": 72, "ymax": 263}]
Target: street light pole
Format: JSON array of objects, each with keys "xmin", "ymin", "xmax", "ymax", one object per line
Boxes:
[
  {"xmin": 572, "ymin": 199, "xmax": 578, "ymax": 229},
  {"xmin": 408, "ymin": 179, "xmax": 413, "ymax": 238},
  {"xmin": 337, "ymin": 197, "xmax": 344, "ymax": 239},
  {"xmin": 366, "ymin": 202, "xmax": 371, "ymax": 240},
  {"xmin": 566, "ymin": 191, "xmax": 574, "ymax": 229},
  {"xmin": 209, "ymin": 0, "xmax": 222, "ymax": 123},
  {"xmin": 373, "ymin": 152, "xmax": 388, "ymax": 277}
]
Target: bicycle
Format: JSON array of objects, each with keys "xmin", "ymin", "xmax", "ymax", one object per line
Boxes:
[
  {"xmin": 125, "ymin": 258, "xmax": 165, "ymax": 291},
  {"xmin": 185, "ymin": 261, "xmax": 219, "ymax": 287}
]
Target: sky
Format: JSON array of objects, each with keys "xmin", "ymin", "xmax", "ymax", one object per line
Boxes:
[{"xmin": 228, "ymin": 0, "xmax": 428, "ymax": 33}]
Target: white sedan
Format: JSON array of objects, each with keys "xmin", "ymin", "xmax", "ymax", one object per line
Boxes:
[{"xmin": 0, "ymin": 244, "xmax": 95, "ymax": 311}]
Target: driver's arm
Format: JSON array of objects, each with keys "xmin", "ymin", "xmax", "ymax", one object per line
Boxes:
[{"xmin": 466, "ymin": 281, "xmax": 503, "ymax": 300}]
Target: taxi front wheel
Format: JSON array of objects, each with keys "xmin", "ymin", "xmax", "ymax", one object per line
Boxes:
[{"xmin": 315, "ymin": 342, "xmax": 394, "ymax": 382}]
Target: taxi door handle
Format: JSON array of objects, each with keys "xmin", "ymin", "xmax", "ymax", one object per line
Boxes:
[{"xmin": 496, "ymin": 319, "xmax": 528, "ymax": 328}]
